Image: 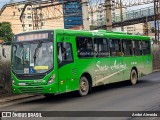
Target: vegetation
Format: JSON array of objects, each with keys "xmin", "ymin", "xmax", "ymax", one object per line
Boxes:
[{"xmin": 0, "ymin": 22, "xmax": 14, "ymax": 41}]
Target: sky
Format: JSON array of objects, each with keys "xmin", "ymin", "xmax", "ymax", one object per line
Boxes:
[
  {"xmin": 0, "ymin": 0, "xmax": 154, "ymax": 9},
  {"xmin": 0, "ymin": 0, "xmax": 154, "ymax": 12},
  {"xmin": 127, "ymin": 3, "xmax": 153, "ymax": 11},
  {"xmin": 0, "ymin": 0, "xmax": 23, "ymax": 8}
]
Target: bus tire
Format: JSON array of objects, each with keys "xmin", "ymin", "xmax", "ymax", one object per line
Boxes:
[
  {"xmin": 130, "ymin": 69, "xmax": 138, "ymax": 85},
  {"xmin": 78, "ymin": 76, "xmax": 90, "ymax": 96}
]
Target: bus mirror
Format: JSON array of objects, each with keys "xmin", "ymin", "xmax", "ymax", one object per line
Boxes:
[
  {"xmin": 1, "ymin": 41, "xmax": 11, "ymax": 58},
  {"xmin": 2, "ymin": 47, "xmax": 6, "ymax": 58}
]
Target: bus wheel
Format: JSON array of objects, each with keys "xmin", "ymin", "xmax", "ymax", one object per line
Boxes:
[
  {"xmin": 79, "ymin": 76, "xmax": 89, "ymax": 96},
  {"xmin": 130, "ymin": 69, "xmax": 138, "ymax": 85}
]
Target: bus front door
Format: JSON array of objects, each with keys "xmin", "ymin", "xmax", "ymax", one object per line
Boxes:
[{"xmin": 57, "ymin": 35, "xmax": 77, "ymax": 93}]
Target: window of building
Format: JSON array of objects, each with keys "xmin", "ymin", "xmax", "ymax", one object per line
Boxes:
[
  {"xmin": 18, "ymin": 8, "xmax": 20, "ymax": 12},
  {"xmin": 94, "ymin": 38, "xmax": 109, "ymax": 57},
  {"xmin": 35, "ymin": 24, "xmax": 38, "ymax": 27},
  {"xmin": 41, "ymin": 22, "xmax": 45, "ymax": 26},
  {"xmin": 13, "ymin": 12, "xmax": 15, "ymax": 16},
  {"xmin": 133, "ymin": 40, "xmax": 142, "ymax": 55},
  {"xmin": 122, "ymin": 40, "xmax": 133, "ymax": 56},
  {"xmin": 142, "ymin": 41, "xmax": 150, "ymax": 55},
  {"xmin": 27, "ymin": 7, "xmax": 32, "ymax": 10},
  {"xmin": 76, "ymin": 37, "xmax": 94, "ymax": 58},
  {"xmin": 22, "ymin": 24, "xmax": 25, "ymax": 27},
  {"xmin": 109, "ymin": 39, "xmax": 122, "ymax": 56},
  {"xmin": 29, "ymin": 24, "xmax": 32, "ymax": 27},
  {"xmin": 127, "ymin": 27, "xmax": 134, "ymax": 29},
  {"xmin": 27, "ymin": 16, "xmax": 32, "ymax": 19}
]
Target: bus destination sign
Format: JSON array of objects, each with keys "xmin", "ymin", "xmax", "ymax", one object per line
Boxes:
[{"xmin": 17, "ymin": 33, "xmax": 49, "ymax": 42}]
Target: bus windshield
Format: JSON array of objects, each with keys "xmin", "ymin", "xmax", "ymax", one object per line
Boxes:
[{"xmin": 12, "ymin": 41, "xmax": 53, "ymax": 74}]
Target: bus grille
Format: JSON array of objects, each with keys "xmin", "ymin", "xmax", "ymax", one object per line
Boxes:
[
  {"xmin": 25, "ymin": 82, "xmax": 43, "ymax": 86},
  {"xmin": 19, "ymin": 87, "xmax": 44, "ymax": 93},
  {"xmin": 16, "ymin": 75, "xmax": 44, "ymax": 80}
]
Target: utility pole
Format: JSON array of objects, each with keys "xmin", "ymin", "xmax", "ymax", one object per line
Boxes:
[
  {"xmin": 158, "ymin": 20, "xmax": 159, "ymax": 41},
  {"xmin": 144, "ymin": 16, "xmax": 149, "ymax": 36},
  {"xmin": 90, "ymin": 7, "xmax": 94, "ymax": 25},
  {"xmin": 105, "ymin": 0, "xmax": 112, "ymax": 31},
  {"xmin": 120, "ymin": 0, "xmax": 124, "ymax": 31},
  {"xmin": 158, "ymin": 0, "xmax": 160, "ymax": 13},
  {"xmin": 81, "ymin": 0, "xmax": 90, "ymax": 31},
  {"xmin": 154, "ymin": 0, "xmax": 157, "ymax": 43},
  {"xmin": 158, "ymin": 0, "xmax": 160, "ymax": 41}
]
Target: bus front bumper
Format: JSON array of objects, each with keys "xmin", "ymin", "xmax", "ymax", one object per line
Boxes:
[{"xmin": 12, "ymin": 84, "xmax": 58, "ymax": 94}]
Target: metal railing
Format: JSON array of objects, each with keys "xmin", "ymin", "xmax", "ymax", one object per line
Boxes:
[
  {"xmin": 113, "ymin": 7, "xmax": 154, "ymax": 23},
  {"xmin": 96, "ymin": 6, "xmax": 155, "ymax": 26}
]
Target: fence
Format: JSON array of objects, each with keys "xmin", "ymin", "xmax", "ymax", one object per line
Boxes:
[{"xmin": 0, "ymin": 44, "xmax": 160, "ymax": 95}]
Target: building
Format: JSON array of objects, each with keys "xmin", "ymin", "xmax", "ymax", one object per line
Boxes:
[
  {"xmin": 0, "ymin": 5, "xmax": 23, "ymax": 34},
  {"xmin": 89, "ymin": 5, "xmax": 152, "ymax": 35},
  {"xmin": 0, "ymin": 3, "xmax": 64, "ymax": 34}
]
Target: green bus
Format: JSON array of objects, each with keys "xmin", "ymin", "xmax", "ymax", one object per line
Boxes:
[{"xmin": 9, "ymin": 29, "xmax": 152, "ymax": 96}]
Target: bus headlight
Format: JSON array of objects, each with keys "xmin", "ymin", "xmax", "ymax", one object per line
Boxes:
[
  {"xmin": 48, "ymin": 75, "xmax": 55, "ymax": 84},
  {"xmin": 12, "ymin": 78, "xmax": 15, "ymax": 85}
]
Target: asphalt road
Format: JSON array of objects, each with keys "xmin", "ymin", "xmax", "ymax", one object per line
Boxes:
[{"xmin": 1, "ymin": 71, "xmax": 160, "ymax": 120}]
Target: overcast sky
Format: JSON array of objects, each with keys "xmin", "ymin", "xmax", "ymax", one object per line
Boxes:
[
  {"xmin": 127, "ymin": 3, "xmax": 153, "ymax": 11},
  {"xmin": 0, "ymin": 0, "xmax": 23, "ymax": 8}
]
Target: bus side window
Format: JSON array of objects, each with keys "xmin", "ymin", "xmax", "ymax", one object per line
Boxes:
[
  {"xmin": 94, "ymin": 38, "xmax": 109, "ymax": 57},
  {"xmin": 57, "ymin": 42, "xmax": 73, "ymax": 64},
  {"xmin": 109, "ymin": 39, "xmax": 122, "ymax": 57},
  {"xmin": 142, "ymin": 41, "xmax": 150, "ymax": 55},
  {"xmin": 122, "ymin": 40, "xmax": 133, "ymax": 56},
  {"xmin": 76, "ymin": 37, "xmax": 94, "ymax": 58},
  {"xmin": 133, "ymin": 40, "xmax": 142, "ymax": 56}
]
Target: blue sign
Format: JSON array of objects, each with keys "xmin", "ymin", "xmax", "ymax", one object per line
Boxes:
[
  {"xmin": 62, "ymin": 1, "xmax": 83, "ymax": 29},
  {"xmin": 29, "ymin": 67, "xmax": 34, "ymax": 74}
]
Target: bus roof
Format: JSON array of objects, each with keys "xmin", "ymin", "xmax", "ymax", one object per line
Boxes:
[{"xmin": 15, "ymin": 28, "xmax": 150, "ymax": 41}]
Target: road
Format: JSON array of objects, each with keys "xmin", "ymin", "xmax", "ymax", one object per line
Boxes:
[{"xmin": 1, "ymin": 72, "xmax": 160, "ymax": 120}]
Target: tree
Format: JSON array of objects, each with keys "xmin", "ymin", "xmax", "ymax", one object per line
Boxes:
[{"xmin": 0, "ymin": 22, "xmax": 14, "ymax": 41}]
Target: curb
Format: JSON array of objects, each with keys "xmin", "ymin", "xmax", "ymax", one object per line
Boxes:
[
  {"xmin": 0, "ymin": 94, "xmax": 36, "ymax": 104},
  {"xmin": 153, "ymin": 69, "xmax": 160, "ymax": 72}
]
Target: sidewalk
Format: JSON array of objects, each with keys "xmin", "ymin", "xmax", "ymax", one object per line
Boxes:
[
  {"xmin": 153, "ymin": 69, "xmax": 160, "ymax": 72},
  {"xmin": 0, "ymin": 94, "xmax": 36, "ymax": 104}
]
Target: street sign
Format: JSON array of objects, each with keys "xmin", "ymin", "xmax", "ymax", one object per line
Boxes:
[{"xmin": 62, "ymin": 1, "xmax": 83, "ymax": 29}]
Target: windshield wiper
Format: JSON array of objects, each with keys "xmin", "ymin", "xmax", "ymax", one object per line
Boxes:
[{"xmin": 33, "ymin": 41, "xmax": 43, "ymax": 64}]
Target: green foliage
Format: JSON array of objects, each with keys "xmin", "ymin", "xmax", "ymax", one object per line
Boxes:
[{"xmin": 0, "ymin": 22, "xmax": 14, "ymax": 41}]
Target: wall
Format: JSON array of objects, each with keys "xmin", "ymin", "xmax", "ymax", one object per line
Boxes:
[
  {"xmin": 152, "ymin": 44, "xmax": 160, "ymax": 69},
  {"xmin": 0, "ymin": 45, "xmax": 11, "ymax": 95}
]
